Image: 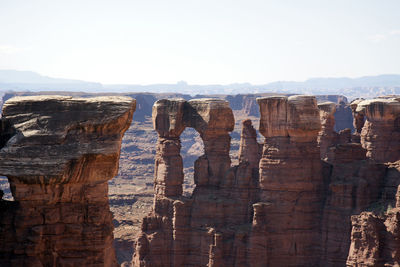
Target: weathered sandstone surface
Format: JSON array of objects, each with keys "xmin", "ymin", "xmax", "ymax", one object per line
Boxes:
[
  {"xmin": 318, "ymin": 102, "xmax": 338, "ymax": 160},
  {"xmin": 0, "ymin": 96, "xmax": 135, "ymax": 266},
  {"xmin": 356, "ymin": 97, "xmax": 400, "ymax": 163},
  {"xmin": 134, "ymin": 95, "xmax": 322, "ymax": 266},
  {"xmin": 1, "ymin": 92, "xmax": 398, "ymax": 267},
  {"xmin": 134, "ymin": 95, "xmax": 400, "ymax": 267}
]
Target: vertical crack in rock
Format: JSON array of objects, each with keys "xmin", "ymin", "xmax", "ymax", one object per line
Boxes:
[{"xmin": 0, "ymin": 95, "xmax": 136, "ymax": 267}]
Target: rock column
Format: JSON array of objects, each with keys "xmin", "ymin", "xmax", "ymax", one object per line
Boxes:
[
  {"xmin": 0, "ymin": 96, "xmax": 135, "ymax": 267},
  {"xmin": 253, "ymin": 95, "xmax": 323, "ymax": 266},
  {"xmin": 350, "ymin": 99, "xmax": 365, "ymax": 143},
  {"xmin": 318, "ymin": 101, "xmax": 338, "ymax": 160},
  {"xmin": 356, "ymin": 97, "xmax": 400, "ymax": 163},
  {"xmin": 152, "ymin": 99, "xmax": 186, "ymax": 197}
]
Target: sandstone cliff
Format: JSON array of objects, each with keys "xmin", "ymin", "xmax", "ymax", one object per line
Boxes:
[
  {"xmin": 134, "ymin": 96, "xmax": 324, "ymax": 266},
  {"xmin": 1, "ymin": 93, "xmax": 398, "ymax": 267},
  {"xmin": 0, "ymin": 95, "xmax": 135, "ymax": 267},
  {"xmin": 134, "ymin": 95, "xmax": 400, "ymax": 267}
]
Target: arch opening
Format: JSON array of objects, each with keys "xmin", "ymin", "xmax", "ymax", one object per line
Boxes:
[{"xmin": 180, "ymin": 127, "xmax": 203, "ymax": 197}]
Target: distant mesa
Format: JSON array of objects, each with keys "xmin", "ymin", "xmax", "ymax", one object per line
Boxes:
[{"xmin": 1, "ymin": 69, "xmax": 400, "ymax": 98}]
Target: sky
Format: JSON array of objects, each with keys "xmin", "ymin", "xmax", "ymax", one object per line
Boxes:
[{"xmin": 0, "ymin": 0, "xmax": 400, "ymax": 85}]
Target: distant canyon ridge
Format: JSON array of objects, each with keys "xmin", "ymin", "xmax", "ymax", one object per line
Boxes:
[{"xmin": 1, "ymin": 69, "xmax": 400, "ymax": 98}]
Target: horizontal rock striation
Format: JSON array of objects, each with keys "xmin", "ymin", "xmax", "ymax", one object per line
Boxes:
[
  {"xmin": 134, "ymin": 95, "xmax": 327, "ymax": 266},
  {"xmin": 346, "ymin": 161, "xmax": 400, "ymax": 266},
  {"xmin": 255, "ymin": 95, "xmax": 323, "ymax": 266},
  {"xmin": 134, "ymin": 98, "xmax": 264, "ymax": 266},
  {"xmin": 0, "ymin": 96, "xmax": 135, "ymax": 267},
  {"xmin": 2, "ymin": 93, "xmax": 398, "ymax": 267},
  {"xmin": 318, "ymin": 101, "xmax": 338, "ymax": 160},
  {"xmin": 355, "ymin": 97, "xmax": 400, "ymax": 163},
  {"xmin": 133, "ymin": 94, "xmax": 400, "ymax": 267}
]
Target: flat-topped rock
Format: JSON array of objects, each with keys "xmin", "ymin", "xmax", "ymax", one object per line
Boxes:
[
  {"xmin": 354, "ymin": 96, "xmax": 400, "ymax": 162},
  {"xmin": 318, "ymin": 101, "xmax": 336, "ymax": 113},
  {"xmin": 356, "ymin": 97, "xmax": 400, "ymax": 120},
  {"xmin": 257, "ymin": 95, "xmax": 320, "ymax": 140},
  {"xmin": 0, "ymin": 95, "xmax": 136, "ymax": 181},
  {"xmin": 186, "ymin": 98, "xmax": 234, "ymax": 136},
  {"xmin": 318, "ymin": 101, "xmax": 338, "ymax": 160},
  {"xmin": 152, "ymin": 98, "xmax": 186, "ymax": 138},
  {"xmin": 0, "ymin": 95, "xmax": 136, "ymax": 267}
]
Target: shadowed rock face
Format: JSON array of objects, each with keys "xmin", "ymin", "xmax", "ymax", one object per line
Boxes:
[
  {"xmin": 0, "ymin": 96, "xmax": 135, "ymax": 267},
  {"xmin": 346, "ymin": 161, "xmax": 400, "ymax": 267}
]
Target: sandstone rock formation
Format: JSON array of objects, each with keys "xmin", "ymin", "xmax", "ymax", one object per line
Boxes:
[
  {"xmin": 134, "ymin": 94, "xmax": 400, "ymax": 267},
  {"xmin": 255, "ymin": 95, "xmax": 323, "ymax": 266},
  {"xmin": 355, "ymin": 97, "xmax": 400, "ymax": 163},
  {"xmin": 350, "ymin": 98, "xmax": 365, "ymax": 143},
  {"xmin": 134, "ymin": 98, "xmax": 250, "ymax": 267},
  {"xmin": 0, "ymin": 95, "xmax": 135, "ymax": 267},
  {"xmin": 1, "ymin": 93, "xmax": 398, "ymax": 267},
  {"xmin": 346, "ymin": 161, "xmax": 400, "ymax": 266},
  {"xmin": 134, "ymin": 95, "xmax": 327, "ymax": 266},
  {"xmin": 318, "ymin": 101, "xmax": 338, "ymax": 160}
]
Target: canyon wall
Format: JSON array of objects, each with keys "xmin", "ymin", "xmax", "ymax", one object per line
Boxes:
[
  {"xmin": 0, "ymin": 96, "xmax": 135, "ymax": 267},
  {"xmin": 0, "ymin": 93, "xmax": 398, "ymax": 266},
  {"xmin": 134, "ymin": 95, "xmax": 400, "ymax": 267}
]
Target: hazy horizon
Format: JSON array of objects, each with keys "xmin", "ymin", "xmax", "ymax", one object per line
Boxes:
[{"xmin": 1, "ymin": 0, "xmax": 400, "ymax": 85}]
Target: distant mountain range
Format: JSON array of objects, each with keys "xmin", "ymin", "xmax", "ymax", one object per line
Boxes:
[{"xmin": 1, "ymin": 69, "xmax": 400, "ymax": 99}]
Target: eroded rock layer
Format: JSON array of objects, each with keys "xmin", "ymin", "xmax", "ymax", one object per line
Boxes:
[
  {"xmin": 356, "ymin": 97, "xmax": 400, "ymax": 163},
  {"xmin": 255, "ymin": 95, "xmax": 323, "ymax": 266},
  {"xmin": 134, "ymin": 96, "xmax": 325, "ymax": 266},
  {"xmin": 134, "ymin": 95, "xmax": 400, "ymax": 267},
  {"xmin": 0, "ymin": 96, "xmax": 135, "ymax": 267}
]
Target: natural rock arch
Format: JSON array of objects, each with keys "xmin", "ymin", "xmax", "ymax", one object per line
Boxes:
[{"xmin": 152, "ymin": 98, "xmax": 234, "ymax": 197}]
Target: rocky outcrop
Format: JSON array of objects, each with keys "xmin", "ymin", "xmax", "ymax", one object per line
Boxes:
[
  {"xmin": 133, "ymin": 94, "xmax": 400, "ymax": 267},
  {"xmin": 238, "ymin": 119, "xmax": 262, "ymax": 169},
  {"xmin": 0, "ymin": 95, "xmax": 135, "ymax": 267},
  {"xmin": 320, "ymin": 97, "xmax": 400, "ymax": 266},
  {"xmin": 318, "ymin": 102, "xmax": 338, "ymax": 160},
  {"xmin": 350, "ymin": 99, "xmax": 365, "ymax": 143},
  {"xmin": 320, "ymin": 143, "xmax": 386, "ymax": 266},
  {"xmin": 346, "ymin": 161, "xmax": 400, "ymax": 266},
  {"xmin": 355, "ymin": 97, "xmax": 400, "ymax": 163},
  {"xmin": 254, "ymin": 95, "xmax": 323, "ymax": 266},
  {"xmin": 134, "ymin": 95, "xmax": 327, "ymax": 266},
  {"xmin": 134, "ymin": 98, "xmax": 264, "ymax": 266}
]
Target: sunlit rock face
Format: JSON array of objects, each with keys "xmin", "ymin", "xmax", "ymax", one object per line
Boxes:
[
  {"xmin": 355, "ymin": 97, "xmax": 400, "ymax": 163},
  {"xmin": 318, "ymin": 101, "xmax": 338, "ymax": 160},
  {"xmin": 134, "ymin": 98, "xmax": 262, "ymax": 267},
  {"xmin": 254, "ymin": 95, "xmax": 324, "ymax": 266},
  {"xmin": 0, "ymin": 95, "xmax": 135, "ymax": 267},
  {"xmin": 134, "ymin": 96, "xmax": 325, "ymax": 267}
]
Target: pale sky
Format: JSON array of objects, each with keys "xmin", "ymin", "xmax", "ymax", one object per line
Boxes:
[{"xmin": 0, "ymin": 0, "xmax": 399, "ymax": 85}]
